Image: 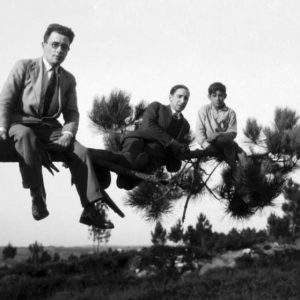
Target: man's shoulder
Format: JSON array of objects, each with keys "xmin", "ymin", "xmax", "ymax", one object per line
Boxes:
[
  {"xmin": 60, "ymin": 66, "xmax": 76, "ymax": 81},
  {"xmin": 148, "ymin": 101, "xmax": 164, "ymax": 108},
  {"xmin": 198, "ymin": 104, "xmax": 211, "ymax": 114},
  {"xmin": 224, "ymin": 105, "xmax": 236, "ymax": 116},
  {"xmin": 12, "ymin": 58, "xmax": 36, "ymax": 70},
  {"xmin": 145, "ymin": 101, "xmax": 167, "ymax": 113}
]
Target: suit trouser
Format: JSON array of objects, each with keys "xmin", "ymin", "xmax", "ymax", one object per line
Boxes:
[
  {"xmin": 122, "ymin": 137, "xmax": 181, "ymax": 172},
  {"xmin": 8, "ymin": 123, "xmax": 103, "ymax": 207}
]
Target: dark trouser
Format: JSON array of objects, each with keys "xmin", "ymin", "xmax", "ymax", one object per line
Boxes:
[
  {"xmin": 122, "ymin": 137, "xmax": 182, "ymax": 173},
  {"xmin": 204, "ymin": 139, "xmax": 243, "ymax": 169},
  {"xmin": 9, "ymin": 123, "xmax": 103, "ymax": 207}
]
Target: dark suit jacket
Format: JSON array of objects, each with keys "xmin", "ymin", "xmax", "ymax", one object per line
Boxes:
[
  {"xmin": 125, "ymin": 101, "xmax": 190, "ymax": 148},
  {"xmin": 0, "ymin": 57, "xmax": 79, "ymax": 136}
]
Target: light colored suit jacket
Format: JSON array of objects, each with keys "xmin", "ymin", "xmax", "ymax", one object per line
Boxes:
[{"xmin": 0, "ymin": 57, "xmax": 79, "ymax": 135}]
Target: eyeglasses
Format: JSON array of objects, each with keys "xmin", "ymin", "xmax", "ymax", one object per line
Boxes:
[{"xmin": 49, "ymin": 42, "xmax": 70, "ymax": 52}]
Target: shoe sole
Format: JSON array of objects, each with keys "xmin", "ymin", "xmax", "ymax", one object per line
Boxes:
[
  {"xmin": 33, "ymin": 210, "xmax": 49, "ymax": 221},
  {"xmin": 79, "ymin": 216, "xmax": 114, "ymax": 229}
]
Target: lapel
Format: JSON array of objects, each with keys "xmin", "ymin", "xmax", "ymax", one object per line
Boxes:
[
  {"xmin": 163, "ymin": 104, "xmax": 173, "ymax": 129},
  {"xmin": 57, "ymin": 67, "xmax": 63, "ymax": 111},
  {"xmin": 165, "ymin": 104, "xmax": 187, "ymax": 139},
  {"xmin": 28, "ymin": 57, "xmax": 44, "ymax": 106}
]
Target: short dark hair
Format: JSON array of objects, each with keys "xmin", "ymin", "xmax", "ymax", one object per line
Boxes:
[
  {"xmin": 208, "ymin": 82, "xmax": 226, "ymax": 95},
  {"xmin": 170, "ymin": 84, "xmax": 190, "ymax": 95},
  {"xmin": 43, "ymin": 24, "xmax": 75, "ymax": 44}
]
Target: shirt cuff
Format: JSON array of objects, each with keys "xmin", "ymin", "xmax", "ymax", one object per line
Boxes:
[
  {"xmin": 202, "ymin": 141, "xmax": 211, "ymax": 149},
  {"xmin": 62, "ymin": 131, "xmax": 74, "ymax": 138}
]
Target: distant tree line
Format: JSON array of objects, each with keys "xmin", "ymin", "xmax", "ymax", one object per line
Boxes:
[{"xmin": 151, "ymin": 182, "xmax": 300, "ymax": 252}]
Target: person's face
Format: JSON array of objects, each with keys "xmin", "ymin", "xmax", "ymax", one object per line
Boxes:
[
  {"xmin": 42, "ymin": 31, "xmax": 70, "ymax": 66},
  {"xmin": 169, "ymin": 88, "xmax": 189, "ymax": 113},
  {"xmin": 208, "ymin": 90, "xmax": 226, "ymax": 109}
]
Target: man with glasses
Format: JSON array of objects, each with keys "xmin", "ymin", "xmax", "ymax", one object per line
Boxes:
[{"xmin": 0, "ymin": 24, "xmax": 113, "ymax": 229}]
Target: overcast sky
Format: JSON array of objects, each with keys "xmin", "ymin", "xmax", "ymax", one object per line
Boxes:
[{"xmin": 0, "ymin": 0, "xmax": 299, "ymax": 247}]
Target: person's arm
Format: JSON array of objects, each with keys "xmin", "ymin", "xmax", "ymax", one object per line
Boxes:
[
  {"xmin": 0, "ymin": 60, "xmax": 26, "ymax": 135},
  {"xmin": 60, "ymin": 74, "xmax": 79, "ymax": 137},
  {"xmin": 140, "ymin": 102, "xmax": 188, "ymax": 156},
  {"xmin": 140, "ymin": 102, "xmax": 174, "ymax": 148},
  {"xmin": 195, "ymin": 107, "xmax": 210, "ymax": 148},
  {"xmin": 54, "ymin": 74, "xmax": 79, "ymax": 149},
  {"xmin": 214, "ymin": 110, "xmax": 237, "ymax": 143}
]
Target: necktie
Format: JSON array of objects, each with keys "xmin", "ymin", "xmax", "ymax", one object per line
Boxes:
[
  {"xmin": 43, "ymin": 68, "xmax": 57, "ymax": 116},
  {"xmin": 172, "ymin": 112, "xmax": 182, "ymax": 120},
  {"xmin": 168, "ymin": 113, "xmax": 183, "ymax": 137}
]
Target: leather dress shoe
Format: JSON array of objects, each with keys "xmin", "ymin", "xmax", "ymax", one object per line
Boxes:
[
  {"xmin": 32, "ymin": 195, "xmax": 49, "ymax": 221},
  {"xmin": 79, "ymin": 205, "xmax": 114, "ymax": 229}
]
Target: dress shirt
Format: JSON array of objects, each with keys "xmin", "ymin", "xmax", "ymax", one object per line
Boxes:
[
  {"xmin": 195, "ymin": 104, "xmax": 237, "ymax": 148},
  {"xmin": 42, "ymin": 58, "xmax": 73, "ymax": 138}
]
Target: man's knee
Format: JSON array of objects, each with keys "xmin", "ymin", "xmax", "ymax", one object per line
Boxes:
[
  {"xmin": 9, "ymin": 125, "xmax": 38, "ymax": 152},
  {"xmin": 9, "ymin": 125, "xmax": 35, "ymax": 140},
  {"xmin": 72, "ymin": 140, "xmax": 89, "ymax": 158}
]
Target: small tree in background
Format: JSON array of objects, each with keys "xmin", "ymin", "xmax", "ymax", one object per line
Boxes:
[
  {"xmin": 28, "ymin": 241, "xmax": 44, "ymax": 264},
  {"xmin": 282, "ymin": 179, "xmax": 300, "ymax": 237},
  {"xmin": 151, "ymin": 221, "xmax": 167, "ymax": 245},
  {"xmin": 40, "ymin": 250, "xmax": 52, "ymax": 263},
  {"xmin": 53, "ymin": 252, "xmax": 60, "ymax": 262},
  {"xmin": 168, "ymin": 219, "xmax": 184, "ymax": 244},
  {"xmin": 267, "ymin": 213, "xmax": 291, "ymax": 239},
  {"xmin": 2, "ymin": 242, "xmax": 17, "ymax": 260},
  {"xmin": 183, "ymin": 213, "xmax": 212, "ymax": 249},
  {"xmin": 89, "ymin": 203, "xmax": 112, "ymax": 253}
]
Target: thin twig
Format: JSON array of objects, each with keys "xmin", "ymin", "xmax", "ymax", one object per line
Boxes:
[{"xmin": 182, "ymin": 194, "xmax": 192, "ymax": 223}]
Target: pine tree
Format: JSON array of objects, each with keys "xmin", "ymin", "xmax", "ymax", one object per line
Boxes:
[
  {"xmin": 282, "ymin": 179, "xmax": 300, "ymax": 237},
  {"xmin": 168, "ymin": 219, "xmax": 184, "ymax": 244},
  {"xmin": 267, "ymin": 213, "xmax": 291, "ymax": 239},
  {"xmin": 88, "ymin": 203, "xmax": 111, "ymax": 253},
  {"xmin": 183, "ymin": 213, "xmax": 212, "ymax": 249},
  {"xmin": 89, "ymin": 89, "xmax": 300, "ymax": 223},
  {"xmin": 2, "ymin": 242, "xmax": 17, "ymax": 260},
  {"xmin": 28, "ymin": 241, "xmax": 44, "ymax": 264},
  {"xmin": 151, "ymin": 221, "xmax": 167, "ymax": 245}
]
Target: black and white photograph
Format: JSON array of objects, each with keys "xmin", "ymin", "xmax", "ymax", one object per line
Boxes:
[{"xmin": 0, "ymin": 0, "xmax": 299, "ymax": 299}]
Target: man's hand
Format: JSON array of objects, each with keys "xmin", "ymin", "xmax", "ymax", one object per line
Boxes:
[
  {"xmin": 169, "ymin": 139, "xmax": 187, "ymax": 157},
  {"xmin": 0, "ymin": 129, "xmax": 7, "ymax": 140},
  {"xmin": 52, "ymin": 133, "xmax": 73, "ymax": 150},
  {"xmin": 207, "ymin": 132, "xmax": 220, "ymax": 143}
]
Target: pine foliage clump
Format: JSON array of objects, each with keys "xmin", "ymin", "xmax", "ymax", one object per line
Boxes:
[
  {"xmin": 126, "ymin": 170, "xmax": 183, "ymax": 221},
  {"xmin": 219, "ymin": 159, "xmax": 286, "ymax": 218}
]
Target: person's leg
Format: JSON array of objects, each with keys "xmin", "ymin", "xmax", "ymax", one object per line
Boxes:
[
  {"xmin": 8, "ymin": 124, "xmax": 49, "ymax": 220},
  {"xmin": 117, "ymin": 138, "xmax": 149, "ymax": 190},
  {"xmin": 64, "ymin": 140, "xmax": 104, "ymax": 206},
  {"xmin": 63, "ymin": 140, "xmax": 114, "ymax": 229},
  {"xmin": 121, "ymin": 137, "xmax": 148, "ymax": 169},
  {"xmin": 143, "ymin": 142, "xmax": 165, "ymax": 171},
  {"xmin": 211, "ymin": 138, "xmax": 237, "ymax": 169}
]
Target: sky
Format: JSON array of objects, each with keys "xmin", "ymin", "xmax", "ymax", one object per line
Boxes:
[{"xmin": 0, "ymin": 0, "xmax": 300, "ymax": 247}]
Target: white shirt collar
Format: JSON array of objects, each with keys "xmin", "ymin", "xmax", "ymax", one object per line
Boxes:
[
  {"xmin": 170, "ymin": 106, "xmax": 178, "ymax": 115},
  {"xmin": 42, "ymin": 57, "xmax": 59, "ymax": 73},
  {"xmin": 43, "ymin": 57, "xmax": 53, "ymax": 72},
  {"xmin": 210, "ymin": 103, "xmax": 228, "ymax": 112}
]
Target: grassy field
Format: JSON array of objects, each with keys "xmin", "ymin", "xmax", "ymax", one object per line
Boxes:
[{"xmin": 0, "ymin": 247, "xmax": 299, "ymax": 300}]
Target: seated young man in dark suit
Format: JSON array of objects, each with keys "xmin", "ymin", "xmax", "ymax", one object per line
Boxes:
[{"xmin": 117, "ymin": 84, "xmax": 191, "ymax": 189}]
